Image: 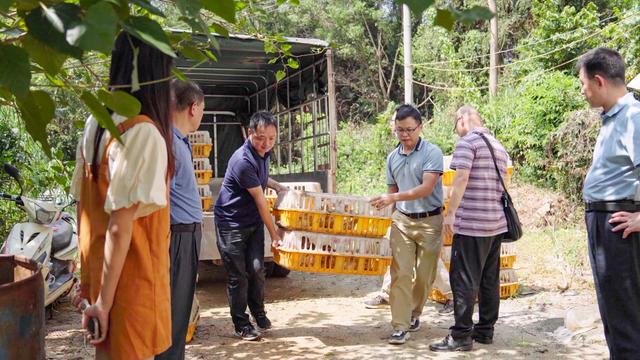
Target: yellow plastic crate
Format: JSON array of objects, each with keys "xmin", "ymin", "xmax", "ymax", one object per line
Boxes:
[
  {"xmin": 277, "ymin": 191, "xmax": 393, "ymax": 218},
  {"xmin": 192, "ymin": 143, "xmax": 212, "ymax": 158},
  {"xmin": 273, "ymin": 248, "xmax": 391, "ymax": 275},
  {"xmin": 429, "ymin": 288, "xmax": 449, "ymax": 304},
  {"xmin": 443, "ymin": 255, "xmax": 516, "ymax": 271},
  {"xmin": 274, "ymin": 209, "xmax": 391, "ymax": 238},
  {"xmin": 500, "ymin": 254, "xmax": 517, "ymax": 269},
  {"xmin": 201, "ymin": 197, "xmax": 212, "ymax": 211},
  {"xmin": 195, "ymin": 170, "xmax": 213, "ymax": 185},
  {"xmin": 431, "ymin": 284, "xmax": 518, "ymax": 301},
  {"xmin": 266, "ymin": 195, "xmax": 277, "ymax": 211},
  {"xmin": 443, "ymin": 167, "xmax": 514, "ymax": 187},
  {"xmin": 500, "ymin": 282, "xmax": 519, "ymax": 299},
  {"xmin": 441, "ymin": 246, "xmax": 517, "ymax": 270},
  {"xmin": 443, "ymin": 231, "xmax": 453, "ymax": 246},
  {"xmin": 185, "ymin": 296, "xmax": 200, "ymax": 343},
  {"xmin": 442, "ymin": 170, "xmax": 456, "ymax": 186}
]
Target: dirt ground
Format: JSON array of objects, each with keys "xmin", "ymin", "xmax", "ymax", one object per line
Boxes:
[{"xmin": 44, "ymin": 183, "xmax": 609, "ymax": 359}]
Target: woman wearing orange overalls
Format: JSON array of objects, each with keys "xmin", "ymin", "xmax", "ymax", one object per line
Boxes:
[{"xmin": 71, "ymin": 32, "xmax": 175, "ymax": 359}]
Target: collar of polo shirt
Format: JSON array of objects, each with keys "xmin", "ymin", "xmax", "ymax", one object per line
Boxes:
[
  {"xmin": 398, "ymin": 137, "xmax": 424, "ymax": 156},
  {"xmin": 602, "ymin": 92, "xmax": 634, "ymax": 120}
]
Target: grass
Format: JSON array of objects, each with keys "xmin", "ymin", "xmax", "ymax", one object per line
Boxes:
[{"xmin": 516, "ymin": 225, "xmax": 592, "ymax": 291}]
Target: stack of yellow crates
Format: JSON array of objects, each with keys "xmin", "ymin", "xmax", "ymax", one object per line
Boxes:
[
  {"xmin": 188, "ymin": 131, "xmax": 213, "ymax": 210},
  {"xmin": 430, "ymin": 166, "xmax": 518, "ymax": 302},
  {"xmin": 272, "ymin": 191, "xmax": 393, "ymax": 275}
]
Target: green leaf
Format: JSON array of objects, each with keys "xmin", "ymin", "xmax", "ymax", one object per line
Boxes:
[
  {"xmin": 97, "ymin": 89, "xmax": 141, "ymax": 118},
  {"xmin": 74, "ymin": 120, "xmax": 85, "ymax": 129},
  {"xmin": 455, "ymin": 5, "xmax": 494, "ymax": 23},
  {"xmin": 264, "ymin": 41, "xmax": 278, "ymax": 54},
  {"xmin": 202, "ymin": 0, "xmax": 236, "ymax": 23},
  {"xmin": 0, "ymin": 87, "xmax": 12, "ymax": 101},
  {"xmin": 203, "ymin": 49, "xmax": 218, "ymax": 62},
  {"xmin": 21, "ymin": 35, "xmax": 68, "ymax": 75},
  {"xmin": 24, "ymin": 3, "xmax": 84, "ymax": 59},
  {"xmin": 16, "ymin": 0, "xmax": 39, "ymax": 11},
  {"xmin": 172, "ymin": 67, "xmax": 187, "ymax": 81},
  {"xmin": 210, "ymin": 22, "xmax": 229, "ymax": 37},
  {"xmin": 0, "ymin": 44, "xmax": 31, "ymax": 98},
  {"xmin": 289, "ymin": 0, "xmax": 300, "ymax": 5},
  {"xmin": 268, "ymin": 57, "xmax": 279, "ymax": 65},
  {"xmin": 434, "ymin": 8, "xmax": 455, "ymax": 31},
  {"xmin": 396, "ymin": 0, "xmax": 435, "ymax": 16},
  {"xmin": 73, "ymin": 1, "xmax": 119, "ymax": 54},
  {"xmin": 130, "ymin": 0, "xmax": 165, "ymax": 17},
  {"xmin": 17, "ymin": 90, "xmax": 54, "ymax": 157},
  {"xmin": 281, "ymin": 43, "xmax": 292, "ymax": 52},
  {"xmin": 287, "ymin": 58, "xmax": 299, "ymax": 69},
  {"xmin": 122, "ymin": 16, "xmax": 177, "ymax": 58},
  {"xmin": 0, "ymin": 0, "xmax": 12, "ymax": 12},
  {"xmin": 180, "ymin": 44, "xmax": 207, "ymax": 62},
  {"xmin": 177, "ymin": 0, "xmax": 202, "ymax": 17},
  {"xmin": 81, "ymin": 91, "xmax": 122, "ymax": 144},
  {"xmin": 276, "ymin": 70, "xmax": 286, "ymax": 82},
  {"xmin": 44, "ymin": 73, "xmax": 65, "ymax": 87}
]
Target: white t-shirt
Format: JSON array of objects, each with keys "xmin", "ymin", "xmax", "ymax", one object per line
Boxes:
[{"xmin": 71, "ymin": 114, "xmax": 168, "ymax": 219}]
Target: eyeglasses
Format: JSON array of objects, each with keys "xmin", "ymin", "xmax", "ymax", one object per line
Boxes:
[{"xmin": 394, "ymin": 126, "xmax": 419, "ymax": 134}]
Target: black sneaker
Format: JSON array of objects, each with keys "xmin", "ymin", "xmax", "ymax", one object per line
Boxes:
[
  {"xmin": 438, "ymin": 300, "xmax": 454, "ymax": 315},
  {"xmin": 255, "ymin": 315, "xmax": 272, "ymax": 330},
  {"xmin": 388, "ymin": 330, "xmax": 410, "ymax": 345},
  {"xmin": 364, "ymin": 295, "xmax": 389, "ymax": 309},
  {"xmin": 429, "ymin": 334, "xmax": 473, "ymax": 352},
  {"xmin": 408, "ymin": 317, "xmax": 421, "ymax": 332},
  {"xmin": 235, "ymin": 325, "xmax": 260, "ymax": 341}
]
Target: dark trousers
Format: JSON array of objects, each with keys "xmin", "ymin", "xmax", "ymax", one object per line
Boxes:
[
  {"xmin": 156, "ymin": 223, "xmax": 202, "ymax": 360},
  {"xmin": 585, "ymin": 211, "xmax": 640, "ymax": 359},
  {"xmin": 215, "ymin": 223, "xmax": 266, "ymax": 331},
  {"xmin": 449, "ymin": 233, "xmax": 502, "ymax": 340}
]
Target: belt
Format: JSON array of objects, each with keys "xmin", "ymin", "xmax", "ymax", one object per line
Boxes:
[
  {"xmin": 170, "ymin": 222, "xmax": 202, "ymax": 232},
  {"xmin": 584, "ymin": 200, "xmax": 640, "ymax": 212},
  {"xmin": 398, "ymin": 208, "xmax": 442, "ymax": 219}
]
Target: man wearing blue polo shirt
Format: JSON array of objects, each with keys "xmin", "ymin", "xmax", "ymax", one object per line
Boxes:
[
  {"xmin": 370, "ymin": 104, "xmax": 444, "ymax": 345},
  {"xmin": 578, "ymin": 48, "xmax": 640, "ymax": 358},
  {"xmin": 214, "ymin": 111, "xmax": 286, "ymax": 341},
  {"xmin": 156, "ymin": 80, "xmax": 205, "ymax": 360}
]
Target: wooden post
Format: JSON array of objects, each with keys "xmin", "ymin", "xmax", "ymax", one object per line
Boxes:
[
  {"xmin": 402, "ymin": 4, "xmax": 413, "ymax": 104},
  {"xmin": 326, "ymin": 48, "xmax": 338, "ymax": 194},
  {"xmin": 488, "ymin": 0, "xmax": 498, "ymax": 97}
]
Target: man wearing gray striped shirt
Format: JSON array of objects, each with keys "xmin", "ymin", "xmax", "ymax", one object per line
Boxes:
[{"xmin": 431, "ymin": 106, "xmax": 509, "ymax": 352}]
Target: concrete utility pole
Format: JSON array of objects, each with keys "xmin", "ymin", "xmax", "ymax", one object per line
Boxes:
[
  {"xmin": 402, "ymin": 4, "xmax": 413, "ymax": 104},
  {"xmin": 488, "ymin": 0, "xmax": 498, "ymax": 97}
]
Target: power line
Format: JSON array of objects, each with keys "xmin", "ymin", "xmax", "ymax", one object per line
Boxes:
[
  {"xmin": 411, "ymin": 12, "xmax": 639, "ymax": 73},
  {"xmin": 411, "ymin": 9, "xmax": 639, "ymax": 68},
  {"xmin": 412, "ymin": 22, "xmax": 640, "ymax": 92}
]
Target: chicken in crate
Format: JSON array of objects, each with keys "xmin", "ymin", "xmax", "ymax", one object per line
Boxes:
[{"xmin": 272, "ymin": 191, "xmax": 393, "ymax": 275}]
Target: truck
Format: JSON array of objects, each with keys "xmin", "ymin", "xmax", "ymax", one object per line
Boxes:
[{"xmin": 175, "ymin": 33, "xmax": 338, "ymax": 277}]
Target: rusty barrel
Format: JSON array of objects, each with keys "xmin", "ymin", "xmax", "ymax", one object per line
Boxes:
[{"xmin": 0, "ymin": 255, "xmax": 45, "ymax": 359}]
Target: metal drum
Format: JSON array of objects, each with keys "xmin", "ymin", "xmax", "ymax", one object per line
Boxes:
[{"xmin": 0, "ymin": 255, "xmax": 45, "ymax": 359}]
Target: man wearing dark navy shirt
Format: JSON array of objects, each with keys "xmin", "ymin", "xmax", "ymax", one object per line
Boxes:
[{"xmin": 214, "ymin": 111, "xmax": 286, "ymax": 341}]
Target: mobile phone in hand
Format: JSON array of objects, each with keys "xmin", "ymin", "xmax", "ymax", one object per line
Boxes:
[{"xmin": 80, "ymin": 299, "xmax": 101, "ymax": 340}]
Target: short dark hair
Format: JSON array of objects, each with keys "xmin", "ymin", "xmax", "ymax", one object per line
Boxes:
[
  {"xmin": 394, "ymin": 104, "xmax": 421, "ymax": 124},
  {"xmin": 576, "ymin": 48, "xmax": 626, "ymax": 85},
  {"xmin": 172, "ymin": 79, "xmax": 204, "ymax": 111},
  {"xmin": 249, "ymin": 111, "xmax": 277, "ymax": 130}
]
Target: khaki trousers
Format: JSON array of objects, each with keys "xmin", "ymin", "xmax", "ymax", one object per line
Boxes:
[{"xmin": 389, "ymin": 211, "xmax": 443, "ymax": 331}]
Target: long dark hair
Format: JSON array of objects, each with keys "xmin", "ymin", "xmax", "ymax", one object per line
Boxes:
[{"xmin": 92, "ymin": 31, "xmax": 175, "ymax": 179}]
